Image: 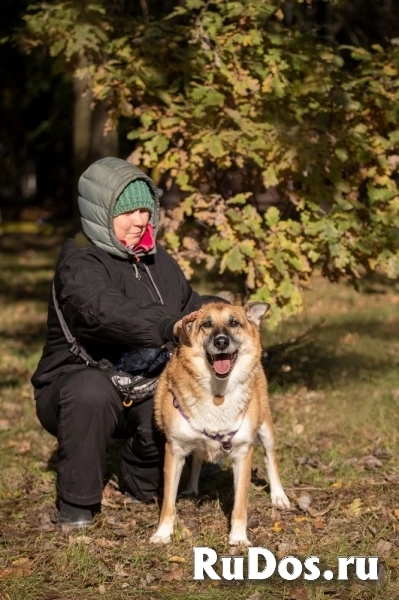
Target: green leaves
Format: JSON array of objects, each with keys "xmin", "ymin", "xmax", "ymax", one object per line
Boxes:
[{"xmin": 14, "ymin": 0, "xmax": 399, "ymax": 328}]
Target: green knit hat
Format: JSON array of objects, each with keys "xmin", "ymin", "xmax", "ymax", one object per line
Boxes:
[{"xmin": 113, "ymin": 180, "xmax": 154, "ymax": 217}]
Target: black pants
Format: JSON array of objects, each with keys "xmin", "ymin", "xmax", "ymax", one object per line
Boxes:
[{"xmin": 35, "ymin": 368, "xmax": 165, "ymax": 505}]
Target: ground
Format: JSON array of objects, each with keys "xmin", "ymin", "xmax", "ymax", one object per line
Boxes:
[{"xmin": 0, "ymin": 232, "xmax": 398, "ymax": 600}]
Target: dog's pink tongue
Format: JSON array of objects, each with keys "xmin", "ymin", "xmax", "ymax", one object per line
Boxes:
[{"xmin": 213, "ymin": 358, "xmax": 231, "ymax": 375}]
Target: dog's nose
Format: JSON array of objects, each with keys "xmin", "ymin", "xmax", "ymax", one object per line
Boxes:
[{"xmin": 213, "ymin": 334, "xmax": 229, "ymax": 350}]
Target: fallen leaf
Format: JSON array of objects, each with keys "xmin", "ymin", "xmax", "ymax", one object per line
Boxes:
[
  {"xmin": 115, "ymin": 563, "xmax": 129, "ymax": 577},
  {"xmin": 98, "ymin": 585, "xmax": 106, "ymax": 595},
  {"xmin": 347, "ymin": 498, "xmax": 363, "ymax": 517},
  {"xmin": 277, "ymin": 542, "xmax": 291, "ymax": 560},
  {"xmin": 95, "ymin": 537, "xmax": 118, "ymax": 549},
  {"xmin": 294, "ymin": 423, "xmax": 304, "ymax": 435},
  {"xmin": 372, "ymin": 444, "xmax": 392, "ymax": 460},
  {"xmin": 295, "ymin": 456, "xmax": 323, "ymax": 469},
  {"xmin": 297, "ymin": 493, "xmax": 311, "ymax": 512},
  {"xmin": 246, "ymin": 593, "xmax": 261, "ymax": 600},
  {"xmin": 101, "ymin": 498, "xmax": 120, "ymax": 508},
  {"xmin": 168, "ymin": 556, "xmax": 186, "ymax": 564},
  {"xmin": 0, "ymin": 561, "xmax": 32, "ymax": 578},
  {"xmin": 308, "ymin": 500, "xmax": 335, "ymax": 518},
  {"xmin": 8, "ymin": 439, "xmax": 31, "ymax": 454},
  {"xmin": 376, "ymin": 562, "xmax": 386, "ymax": 586},
  {"xmin": 150, "ymin": 569, "xmax": 166, "ymax": 580},
  {"xmin": 180, "ymin": 526, "xmax": 192, "ymax": 540},
  {"xmin": 116, "ymin": 569, "xmax": 129, "ymax": 578},
  {"xmin": 0, "ymin": 567, "xmax": 14, "ymax": 580},
  {"xmin": 248, "ymin": 513, "xmax": 260, "ymax": 529},
  {"xmin": 385, "ymin": 474, "xmax": 399, "ymax": 483},
  {"xmin": 41, "ymin": 592, "xmax": 68, "ymax": 600},
  {"xmin": 358, "ymin": 455, "xmax": 383, "ymax": 469},
  {"xmin": 392, "ymin": 389, "xmax": 399, "ymax": 404},
  {"xmin": 375, "ymin": 540, "xmax": 392, "ymax": 557},
  {"xmin": 11, "ymin": 557, "xmax": 31, "ymax": 566},
  {"xmin": 367, "ymin": 524, "xmax": 377, "ymax": 536},
  {"xmin": 162, "ymin": 565, "xmax": 184, "ymax": 582},
  {"xmin": 272, "ymin": 521, "xmax": 283, "ymax": 533},
  {"xmin": 68, "ymin": 535, "xmax": 92, "ymax": 545},
  {"xmin": 290, "ymin": 586, "xmax": 309, "ymax": 600}
]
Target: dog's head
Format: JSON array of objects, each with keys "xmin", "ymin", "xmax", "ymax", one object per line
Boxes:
[{"xmin": 184, "ymin": 301, "xmax": 270, "ymax": 380}]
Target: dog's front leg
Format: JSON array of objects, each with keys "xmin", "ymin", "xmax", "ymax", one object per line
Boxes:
[
  {"xmin": 229, "ymin": 445, "xmax": 253, "ymax": 546},
  {"xmin": 258, "ymin": 420, "xmax": 290, "ymax": 509},
  {"xmin": 150, "ymin": 441, "xmax": 185, "ymax": 544}
]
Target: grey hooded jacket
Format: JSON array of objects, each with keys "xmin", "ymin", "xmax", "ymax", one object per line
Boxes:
[
  {"xmin": 78, "ymin": 156, "xmax": 160, "ymax": 259},
  {"xmin": 31, "ymin": 157, "xmax": 223, "ymax": 389}
]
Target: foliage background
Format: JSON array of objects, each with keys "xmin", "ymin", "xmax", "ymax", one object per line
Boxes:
[{"xmin": 2, "ymin": 0, "xmax": 399, "ymax": 326}]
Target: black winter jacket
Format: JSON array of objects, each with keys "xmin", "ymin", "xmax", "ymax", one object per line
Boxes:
[{"xmin": 31, "ymin": 236, "xmax": 220, "ymax": 389}]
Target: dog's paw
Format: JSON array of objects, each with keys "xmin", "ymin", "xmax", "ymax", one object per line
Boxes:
[
  {"xmin": 150, "ymin": 532, "xmax": 172, "ymax": 544},
  {"xmin": 271, "ymin": 491, "xmax": 290, "ymax": 510},
  {"xmin": 229, "ymin": 536, "xmax": 252, "ymax": 547}
]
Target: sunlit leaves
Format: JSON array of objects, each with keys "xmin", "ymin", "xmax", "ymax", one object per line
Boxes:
[{"xmin": 14, "ymin": 0, "xmax": 399, "ymax": 327}]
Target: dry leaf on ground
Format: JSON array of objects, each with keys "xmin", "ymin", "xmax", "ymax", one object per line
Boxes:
[
  {"xmin": 375, "ymin": 539, "xmax": 392, "ymax": 556},
  {"xmin": 308, "ymin": 500, "xmax": 335, "ymax": 518},
  {"xmin": 358, "ymin": 455, "xmax": 383, "ymax": 469},
  {"xmin": 162, "ymin": 565, "xmax": 184, "ymax": 582},
  {"xmin": 290, "ymin": 586, "xmax": 309, "ymax": 600},
  {"xmin": 168, "ymin": 555, "xmax": 186, "ymax": 563},
  {"xmin": 347, "ymin": 498, "xmax": 363, "ymax": 517},
  {"xmin": 297, "ymin": 493, "xmax": 311, "ymax": 512}
]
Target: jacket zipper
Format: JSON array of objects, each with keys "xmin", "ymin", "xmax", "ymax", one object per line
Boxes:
[{"xmin": 131, "ymin": 262, "xmax": 158, "ymax": 303}]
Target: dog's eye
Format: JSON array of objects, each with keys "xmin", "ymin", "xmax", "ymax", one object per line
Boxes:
[
  {"xmin": 229, "ymin": 319, "xmax": 240, "ymax": 328},
  {"xmin": 201, "ymin": 320, "xmax": 212, "ymax": 329}
]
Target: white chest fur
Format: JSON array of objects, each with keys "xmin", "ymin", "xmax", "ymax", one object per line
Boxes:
[{"xmin": 170, "ymin": 389, "xmax": 255, "ymax": 463}]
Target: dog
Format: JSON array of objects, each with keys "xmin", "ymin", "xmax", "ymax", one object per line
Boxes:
[{"xmin": 150, "ymin": 301, "xmax": 290, "ymax": 546}]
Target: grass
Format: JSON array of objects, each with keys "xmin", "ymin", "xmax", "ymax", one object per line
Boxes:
[{"xmin": 0, "ymin": 233, "xmax": 398, "ymax": 600}]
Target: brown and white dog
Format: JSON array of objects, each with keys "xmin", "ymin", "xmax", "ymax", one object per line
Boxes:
[{"xmin": 150, "ymin": 301, "xmax": 290, "ymax": 546}]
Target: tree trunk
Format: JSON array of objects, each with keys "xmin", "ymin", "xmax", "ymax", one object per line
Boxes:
[{"xmin": 72, "ymin": 56, "xmax": 118, "ymax": 224}]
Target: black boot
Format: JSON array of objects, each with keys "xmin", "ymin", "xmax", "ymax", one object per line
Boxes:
[{"xmin": 58, "ymin": 499, "xmax": 99, "ymax": 528}]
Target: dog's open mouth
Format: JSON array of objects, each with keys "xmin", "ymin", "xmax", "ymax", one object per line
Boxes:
[{"xmin": 206, "ymin": 351, "xmax": 238, "ymax": 378}]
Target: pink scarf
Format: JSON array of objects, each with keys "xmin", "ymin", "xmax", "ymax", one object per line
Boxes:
[{"xmin": 120, "ymin": 223, "xmax": 156, "ymax": 254}]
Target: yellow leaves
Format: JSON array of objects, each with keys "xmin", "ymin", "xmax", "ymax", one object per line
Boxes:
[
  {"xmin": 0, "ymin": 557, "xmax": 33, "ymax": 580},
  {"xmin": 168, "ymin": 555, "xmax": 186, "ymax": 564},
  {"xmin": 35, "ymin": 0, "xmax": 399, "ymax": 333},
  {"xmin": 331, "ymin": 480, "xmax": 343, "ymax": 489},
  {"xmin": 294, "ymin": 516, "xmax": 308, "ymax": 523},
  {"xmin": 261, "ymin": 74, "xmax": 273, "ymax": 93},
  {"xmin": 263, "ymin": 165, "xmax": 279, "ymax": 187},
  {"xmin": 347, "ymin": 498, "xmax": 363, "ymax": 518},
  {"xmin": 383, "ymin": 64, "xmax": 397, "ymax": 77},
  {"xmin": 272, "ymin": 521, "xmax": 283, "ymax": 533}
]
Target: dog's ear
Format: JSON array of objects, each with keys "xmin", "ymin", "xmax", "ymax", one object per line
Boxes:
[
  {"xmin": 245, "ymin": 302, "xmax": 270, "ymax": 326},
  {"xmin": 179, "ymin": 314, "xmax": 199, "ymax": 345},
  {"xmin": 183, "ymin": 320, "xmax": 195, "ymax": 338}
]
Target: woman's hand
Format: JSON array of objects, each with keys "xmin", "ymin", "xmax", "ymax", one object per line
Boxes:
[{"xmin": 173, "ymin": 310, "xmax": 201, "ymax": 341}]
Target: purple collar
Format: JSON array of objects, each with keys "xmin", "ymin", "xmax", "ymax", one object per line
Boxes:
[{"xmin": 172, "ymin": 393, "xmax": 245, "ymax": 453}]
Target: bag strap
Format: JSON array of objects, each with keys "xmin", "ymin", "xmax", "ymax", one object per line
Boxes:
[{"xmin": 52, "ymin": 281, "xmax": 99, "ymax": 368}]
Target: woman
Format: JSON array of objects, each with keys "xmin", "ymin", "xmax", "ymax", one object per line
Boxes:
[{"xmin": 32, "ymin": 156, "xmax": 225, "ymax": 528}]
